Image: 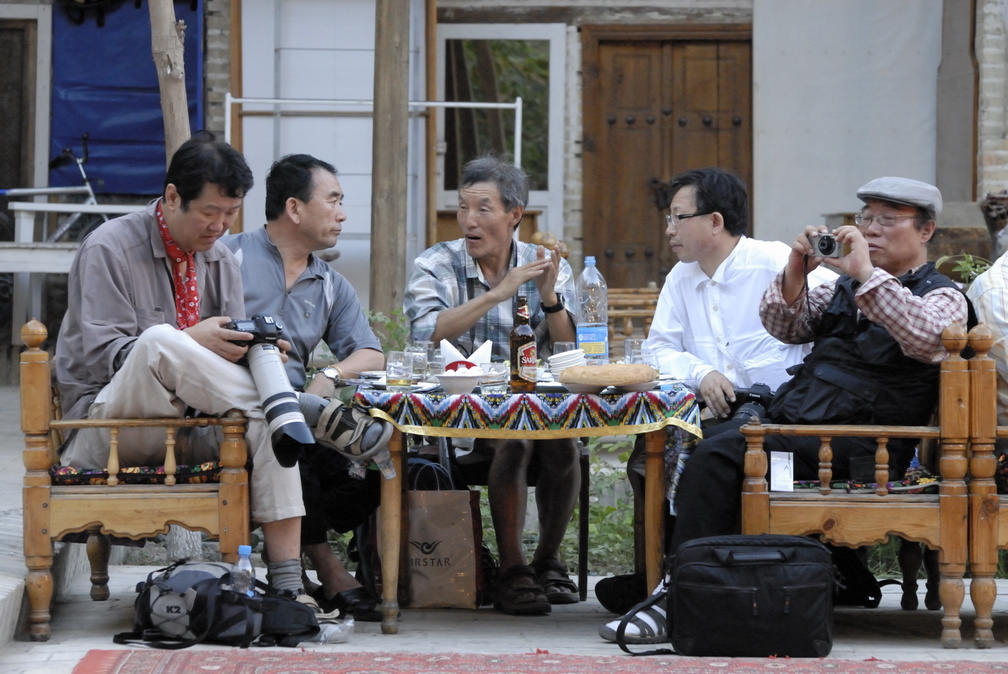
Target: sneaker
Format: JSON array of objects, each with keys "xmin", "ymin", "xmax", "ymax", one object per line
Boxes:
[
  {"xmin": 594, "ymin": 572, "xmax": 648, "ymax": 615},
  {"xmin": 315, "ymin": 399, "xmax": 393, "ymax": 460},
  {"xmin": 296, "ymin": 593, "xmax": 344, "ymax": 624},
  {"xmin": 597, "ymin": 599, "xmax": 668, "ymax": 645}
]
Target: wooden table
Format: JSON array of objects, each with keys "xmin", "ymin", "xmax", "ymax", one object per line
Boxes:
[{"xmin": 356, "ymin": 386, "xmax": 701, "ymax": 633}]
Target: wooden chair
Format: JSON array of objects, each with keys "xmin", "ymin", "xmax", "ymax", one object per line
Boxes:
[
  {"xmin": 20, "ymin": 319, "xmax": 250, "ymax": 641},
  {"xmin": 607, "ymin": 287, "xmax": 660, "ymax": 359},
  {"xmin": 964, "ymin": 324, "xmax": 1004, "ymax": 648},
  {"xmin": 739, "ymin": 324, "xmax": 969, "ymax": 648}
]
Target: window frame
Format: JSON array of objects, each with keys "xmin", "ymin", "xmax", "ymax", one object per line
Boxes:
[{"xmin": 435, "ymin": 23, "xmax": 566, "ymax": 235}]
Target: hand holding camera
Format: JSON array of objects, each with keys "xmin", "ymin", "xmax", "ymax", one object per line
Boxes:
[
  {"xmin": 224, "ymin": 314, "xmax": 316, "ymax": 467},
  {"xmin": 808, "ymin": 232, "xmax": 849, "ymax": 259}
]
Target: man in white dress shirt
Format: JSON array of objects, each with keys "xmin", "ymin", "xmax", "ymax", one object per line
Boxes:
[{"xmin": 597, "ymin": 167, "xmax": 835, "ymax": 615}]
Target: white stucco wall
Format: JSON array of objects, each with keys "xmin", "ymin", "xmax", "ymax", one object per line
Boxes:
[{"xmin": 752, "ymin": 0, "xmax": 942, "ymax": 243}]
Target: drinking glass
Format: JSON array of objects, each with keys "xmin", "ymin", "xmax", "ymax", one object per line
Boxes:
[
  {"xmin": 385, "ymin": 351, "xmax": 413, "ymax": 392},
  {"xmin": 405, "ymin": 344, "xmax": 428, "ymax": 381},
  {"xmin": 426, "ymin": 354, "xmax": 445, "ymax": 379},
  {"xmin": 553, "ymin": 341, "xmax": 576, "ymax": 354},
  {"xmin": 480, "ymin": 362, "xmax": 510, "ymax": 395},
  {"xmin": 631, "ymin": 346, "xmax": 659, "ymax": 371},
  {"xmin": 624, "ymin": 338, "xmax": 646, "ymax": 363}
]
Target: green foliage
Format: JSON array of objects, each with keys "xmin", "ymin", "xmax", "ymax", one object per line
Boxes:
[
  {"xmin": 477, "ymin": 447, "xmax": 636, "ymax": 576},
  {"xmin": 935, "ymin": 252, "xmax": 992, "ymax": 288},
  {"xmin": 452, "ymin": 38, "xmax": 550, "ymax": 190},
  {"xmin": 368, "ymin": 308, "xmax": 411, "ymax": 353}
]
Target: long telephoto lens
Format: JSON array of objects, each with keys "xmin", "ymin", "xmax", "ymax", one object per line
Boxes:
[{"xmin": 246, "ymin": 342, "xmax": 316, "ymax": 467}]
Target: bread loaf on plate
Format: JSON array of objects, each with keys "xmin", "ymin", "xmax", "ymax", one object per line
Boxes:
[{"xmin": 558, "ymin": 363, "xmax": 657, "ymax": 386}]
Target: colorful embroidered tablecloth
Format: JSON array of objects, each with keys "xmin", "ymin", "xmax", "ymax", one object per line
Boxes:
[{"xmin": 355, "ymin": 386, "xmax": 702, "ymax": 503}]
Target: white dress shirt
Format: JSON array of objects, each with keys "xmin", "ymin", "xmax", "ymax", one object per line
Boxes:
[
  {"xmin": 968, "ymin": 253, "xmax": 1008, "ymax": 426},
  {"xmin": 646, "ymin": 236, "xmax": 836, "ymax": 391}
]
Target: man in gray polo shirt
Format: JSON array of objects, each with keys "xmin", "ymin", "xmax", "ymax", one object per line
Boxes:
[{"xmin": 223, "ymin": 153, "xmax": 388, "ymax": 619}]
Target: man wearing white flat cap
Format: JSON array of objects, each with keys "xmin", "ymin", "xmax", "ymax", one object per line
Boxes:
[{"xmin": 601, "ymin": 175, "xmax": 971, "ymax": 645}]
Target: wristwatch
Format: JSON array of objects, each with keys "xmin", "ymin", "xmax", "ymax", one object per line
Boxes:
[
  {"xmin": 541, "ymin": 296, "xmax": 565, "ymax": 314},
  {"xmin": 319, "ymin": 366, "xmax": 343, "ymax": 384}
]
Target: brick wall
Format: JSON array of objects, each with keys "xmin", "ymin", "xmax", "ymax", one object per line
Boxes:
[
  {"xmin": 979, "ymin": 0, "xmax": 1008, "ymax": 198},
  {"xmin": 203, "ymin": 0, "xmax": 231, "ymax": 135}
]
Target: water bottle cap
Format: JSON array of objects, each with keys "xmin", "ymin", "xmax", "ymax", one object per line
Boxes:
[
  {"xmin": 238, "ymin": 544, "xmax": 252, "ymax": 555},
  {"xmin": 585, "ymin": 256, "xmax": 596, "ymax": 265}
]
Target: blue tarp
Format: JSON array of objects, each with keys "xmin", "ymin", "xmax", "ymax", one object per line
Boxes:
[{"xmin": 49, "ymin": 1, "xmax": 203, "ymax": 195}]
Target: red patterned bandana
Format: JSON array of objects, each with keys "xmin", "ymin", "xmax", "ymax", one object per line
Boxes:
[{"xmin": 156, "ymin": 201, "xmax": 200, "ymax": 329}]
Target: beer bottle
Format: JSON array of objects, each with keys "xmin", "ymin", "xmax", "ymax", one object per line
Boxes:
[{"xmin": 510, "ymin": 296, "xmax": 537, "ymax": 393}]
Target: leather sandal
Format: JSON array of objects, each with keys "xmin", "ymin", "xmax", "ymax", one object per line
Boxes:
[
  {"xmin": 310, "ymin": 585, "xmax": 383, "ymax": 622},
  {"xmin": 494, "ymin": 564, "xmax": 551, "ymax": 615},
  {"xmin": 531, "ymin": 558, "xmax": 579, "ymax": 605}
]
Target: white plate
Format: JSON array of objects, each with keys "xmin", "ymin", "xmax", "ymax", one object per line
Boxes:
[
  {"xmin": 560, "ymin": 382, "xmax": 606, "ymax": 395},
  {"xmin": 613, "ymin": 380, "xmax": 659, "ymax": 393},
  {"xmin": 360, "ymin": 370, "xmax": 386, "ymax": 379}
]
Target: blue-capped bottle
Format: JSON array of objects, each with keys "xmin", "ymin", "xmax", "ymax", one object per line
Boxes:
[
  {"xmin": 575, "ymin": 256, "xmax": 609, "ymax": 364},
  {"xmin": 230, "ymin": 544, "xmax": 256, "ymax": 597}
]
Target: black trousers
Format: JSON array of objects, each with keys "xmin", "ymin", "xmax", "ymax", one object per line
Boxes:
[
  {"xmin": 666, "ymin": 418, "xmax": 916, "ymax": 556},
  {"xmin": 298, "ymin": 448, "xmax": 381, "ymax": 546}
]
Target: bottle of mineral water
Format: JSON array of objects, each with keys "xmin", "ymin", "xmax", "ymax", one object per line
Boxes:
[
  {"xmin": 230, "ymin": 544, "xmax": 256, "ymax": 597},
  {"xmin": 575, "ymin": 256, "xmax": 609, "ymax": 364}
]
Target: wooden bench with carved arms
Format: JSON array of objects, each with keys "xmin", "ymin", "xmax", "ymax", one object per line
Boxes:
[
  {"xmin": 739, "ymin": 324, "xmax": 969, "ymax": 648},
  {"xmin": 20, "ymin": 319, "xmax": 250, "ymax": 641},
  {"xmin": 964, "ymin": 324, "xmax": 1008, "ymax": 648},
  {"xmin": 607, "ymin": 287, "xmax": 660, "ymax": 359}
]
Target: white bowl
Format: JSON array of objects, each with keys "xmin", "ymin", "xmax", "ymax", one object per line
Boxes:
[
  {"xmin": 436, "ymin": 373, "xmax": 482, "ymax": 395},
  {"xmin": 548, "ymin": 350, "xmax": 585, "ymax": 365}
]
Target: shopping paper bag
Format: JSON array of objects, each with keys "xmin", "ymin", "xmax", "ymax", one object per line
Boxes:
[{"xmin": 406, "ymin": 489, "xmax": 482, "ymax": 609}]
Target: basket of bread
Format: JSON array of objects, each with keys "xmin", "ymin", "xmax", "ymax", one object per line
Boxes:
[{"xmin": 557, "ymin": 363, "xmax": 659, "ymax": 394}]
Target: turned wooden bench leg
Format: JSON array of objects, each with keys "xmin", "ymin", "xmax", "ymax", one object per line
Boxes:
[
  {"xmin": 86, "ymin": 529, "xmax": 111, "ymax": 601},
  {"xmin": 24, "ymin": 550, "xmax": 53, "ymax": 642}
]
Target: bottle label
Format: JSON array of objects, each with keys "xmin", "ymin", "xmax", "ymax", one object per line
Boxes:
[
  {"xmin": 517, "ymin": 341, "xmax": 537, "ymax": 382},
  {"xmin": 576, "ymin": 325, "xmax": 609, "ymax": 356}
]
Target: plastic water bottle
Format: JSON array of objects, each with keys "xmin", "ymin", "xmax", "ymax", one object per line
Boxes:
[
  {"xmin": 575, "ymin": 256, "xmax": 609, "ymax": 364},
  {"xmin": 230, "ymin": 544, "xmax": 256, "ymax": 597}
]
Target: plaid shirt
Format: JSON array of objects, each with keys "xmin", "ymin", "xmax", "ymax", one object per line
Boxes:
[
  {"xmin": 404, "ymin": 238, "xmax": 575, "ymax": 361},
  {"xmin": 759, "ymin": 266, "xmax": 967, "ymax": 364}
]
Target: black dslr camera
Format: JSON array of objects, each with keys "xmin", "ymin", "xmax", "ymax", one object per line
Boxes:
[
  {"xmin": 225, "ymin": 314, "xmax": 315, "ymax": 467},
  {"xmin": 228, "ymin": 314, "xmax": 283, "ymax": 346},
  {"xmin": 729, "ymin": 382, "xmax": 775, "ymax": 422}
]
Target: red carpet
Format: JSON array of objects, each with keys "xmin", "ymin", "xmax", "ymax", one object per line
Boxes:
[{"xmin": 73, "ymin": 649, "xmax": 1008, "ymax": 673}]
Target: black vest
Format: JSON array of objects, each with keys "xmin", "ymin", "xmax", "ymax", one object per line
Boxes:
[{"xmin": 767, "ymin": 263, "xmax": 963, "ymax": 427}]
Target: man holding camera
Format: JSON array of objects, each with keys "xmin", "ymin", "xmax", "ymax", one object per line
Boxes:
[
  {"xmin": 223, "ymin": 153, "xmax": 389, "ymax": 619},
  {"xmin": 602, "ymin": 176, "xmax": 969, "ymax": 645},
  {"xmin": 56, "ymin": 133, "xmax": 315, "ymax": 601}
]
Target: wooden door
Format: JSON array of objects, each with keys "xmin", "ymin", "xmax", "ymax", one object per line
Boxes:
[{"xmin": 583, "ymin": 25, "xmax": 752, "ymax": 288}]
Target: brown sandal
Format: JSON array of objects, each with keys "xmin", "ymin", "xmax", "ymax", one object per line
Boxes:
[
  {"xmin": 494, "ymin": 564, "xmax": 551, "ymax": 615},
  {"xmin": 531, "ymin": 559, "xmax": 579, "ymax": 605}
]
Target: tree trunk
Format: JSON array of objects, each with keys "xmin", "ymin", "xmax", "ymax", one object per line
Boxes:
[
  {"xmin": 149, "ymin": 0, "xmax": 199, "ymax": 559},
  {"xmin": 148, "ymin": 0, "xmax": 191, "ymax": 163},
  {"xmin": 370, "ymin": 0, "xmax": 409, "ymax": 317}
]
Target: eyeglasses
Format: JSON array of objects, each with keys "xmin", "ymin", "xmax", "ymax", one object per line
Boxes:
[
  {"xmin": 853, "ymin": 213, "xmax": 918, "ymax": 228},
  {"xmin": 665, "ymin": 212, "xmax": 711, "ymax": 228}
]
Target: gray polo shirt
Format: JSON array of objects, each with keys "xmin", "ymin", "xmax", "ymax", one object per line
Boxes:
[{"xmin": 222, "ymin": 227, "xmax": 382, "ymax": 389}]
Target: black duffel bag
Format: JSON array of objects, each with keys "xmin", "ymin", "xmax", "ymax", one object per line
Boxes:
[{"xmin": 618, "ymin": 534, "xmax": 834, "ymax": 657}]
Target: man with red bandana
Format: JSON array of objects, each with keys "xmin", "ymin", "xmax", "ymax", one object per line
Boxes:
[{"xmin": 56, "ymin": 133, "xmax": 316, "ymax": 603}]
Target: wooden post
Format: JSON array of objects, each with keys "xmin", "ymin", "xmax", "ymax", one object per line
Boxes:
[
  {"xmin": 149, "ymin": 0, "xmax": 199, "ymax": 559},
  {"xmin": 148, "ymin": 0, "xmax": 192, "ymax": 162},
  {"xmin": 370, "ymin": 0, "xmax": 410, "ymax": 317}
]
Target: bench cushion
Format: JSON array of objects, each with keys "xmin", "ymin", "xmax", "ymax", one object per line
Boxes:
[{"xmin": 49, "ymin": 461, "xmax": 221, "ymax": 486}]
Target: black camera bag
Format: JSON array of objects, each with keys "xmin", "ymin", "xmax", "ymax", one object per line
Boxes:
[
  {"xmin": 671, "ymin": 534, "xmax": 834, "ymax": 657},
  {"xmin": 113, "ymin": 560, "xmax": 320, "ymax": 649}
]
